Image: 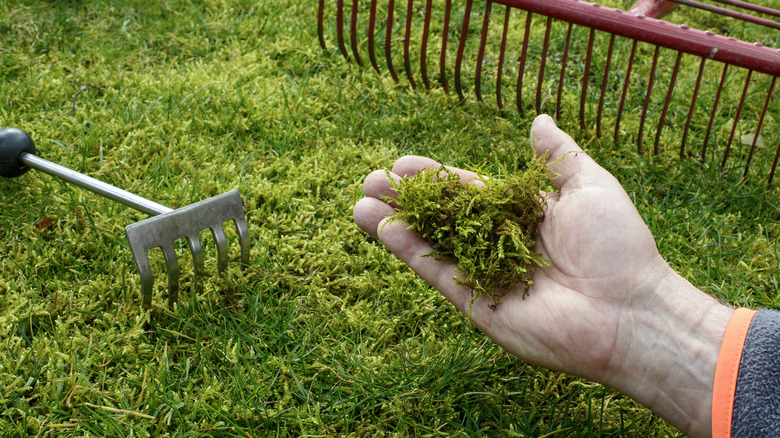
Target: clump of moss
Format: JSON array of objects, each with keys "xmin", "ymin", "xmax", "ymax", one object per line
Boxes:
[{"xmin": 386, "ymin": 157, "xmax": 551, "ymax": 307}]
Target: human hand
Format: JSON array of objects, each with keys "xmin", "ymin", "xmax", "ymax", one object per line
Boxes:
[{"xmin": 353, "ymin": 114, "xmax": 733, "ymax": 437}]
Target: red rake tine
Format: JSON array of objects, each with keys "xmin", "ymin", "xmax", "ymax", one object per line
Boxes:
[
  {"xmin": 454, "ymin": 0, "xmax": 474, "ymax": 100},
  {"xmin": 403, "ymin": 0, "xmax": 417, "ymax": 88},
  {"xmin": 350, "ymin": 0, "xmax": 364, "ymax": 67},
  {"xmin": 654, "ymin": 50, "xmax": 683, "ymax": 155},
  {"xmin": 515, "ymin": 11, "xmax": 532, "ymax": 113},
  {"xmin": 385, "ymin": 0, "xmax": 399, "ymax": 82},
  {"xmin": 475, "ymin": 1, "xmax": 494, "ymax": 103},
  {"xmin": 496, "ymin": 6, "xmax": 512, "ymax": 110},
  {"xmin": 744, "ymin": 77, "xmax": 777, "ymax": 179},
  {"xmin": 420, "ymin": 0, "xmax": 433, "ymax": 89},
  {"xmin": 615, "ymin": 39, "xmax": 638, "ymax": 144},
  {"xmin": 555, "ymin": 22, "xmax": 573, "ymax": 120},
  {"xmin": 440, "ymin": 0, "xmax": 452, "ymax": 93},
  {"xmin": 536, "ymin": 16, "xmax": 553, "ymax": 114},
  {"xmin": 580, "ymin": 28, "xmax": 595, "ymax": 131},
  {"xmin": 637, "ymin": 44, "xmax": 660, "ymax": 154},
  {"xmin": 336, "ymin": 0, "xmax": 351, "ymax": 62},
  {"xmin": 318, "ymin": 0, "xmax": 327, "ymax": 50},
  {"xmin": 702, "ymin": 64, "xmax": 729, "ymax": 162},
  {"xmin": 680, "ymin": 57, "xmax": 707, "ymax": 159},
  {"xmin": 721, "ymin": 70, "xmax": 753, "ymax": 170},
  {"xmin": 770, "ymin": 140, "xmax": 780, "ymax": 185},
  {"xmin": 368, "ymin": 0, "xmax": 381, "ymax": 74},
  {"xmin": 596, "ymin": 34, "xmax": 616, "ymax": 138}
]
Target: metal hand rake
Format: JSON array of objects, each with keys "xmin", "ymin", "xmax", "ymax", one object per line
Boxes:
[
  {"xmin": 318, "ymin": 0, "xmax": 780, "ymax": 183},
  {"xmin": 0, "ymin": 128, "xmax": 250, "ymax": 308}
]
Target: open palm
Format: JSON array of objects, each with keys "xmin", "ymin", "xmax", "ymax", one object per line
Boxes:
[
  {"xmin": 353, "ymin": 115, "xmax": 731, "ymax": 436},
  {"xmin": 354, "ymin": 114, "xmax": 664, "ymax": 382}
]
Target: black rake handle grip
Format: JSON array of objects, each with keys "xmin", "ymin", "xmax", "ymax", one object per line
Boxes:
[{"xmin": 0, "ymin": 128, "xmax": 36, "ymax": 178}]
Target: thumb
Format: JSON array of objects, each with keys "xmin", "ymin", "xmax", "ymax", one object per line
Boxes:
[{"xmin": 530, "ymin": 114, "xmax": 613, "ymax": 191}]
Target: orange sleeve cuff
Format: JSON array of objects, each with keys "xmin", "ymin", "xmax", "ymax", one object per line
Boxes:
[{"xmin": 712, "ymin": 308, "xmax": 757, "ymax": 438}]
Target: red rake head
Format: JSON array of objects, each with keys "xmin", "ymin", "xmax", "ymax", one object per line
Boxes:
[{"xmin": 318, "ymin": 0, "xmax": 780, "ymax": 184}]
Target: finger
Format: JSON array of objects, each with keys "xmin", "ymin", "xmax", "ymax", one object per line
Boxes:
[
  {"xmin": 392, "ymin": 155, "xmax": 485, "ymax": 187},
  {"xmin": 530, "ymin": 114, "xmax": 613, "ymax": 191},
  {"xmin": 353, "ymin": 197, "xmax": 395, "ymax": 239},
  {"xmin": 376, "ymin": 218, "xmax": 475, "ymax": 313},
  {"xmin": 356, "ymin": 196, "xmax": 478, "ymax": 315},
  {"xmin": 363, "ymin": 169, "xmax": 402, "ymax": 208}
]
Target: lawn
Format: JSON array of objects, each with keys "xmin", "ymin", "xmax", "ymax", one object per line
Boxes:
[{"xmin": 1, "ymin": 0, "xmax": 778, "ymax": 436}]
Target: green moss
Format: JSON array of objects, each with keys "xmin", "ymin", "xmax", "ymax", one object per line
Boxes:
[
  {"xmin": 0, "ymin": 0, "xmax": 775, "ymax": 435},
  {"xmin": 386, "ymin": 156, "xmax": 551, "ymax": 306}
]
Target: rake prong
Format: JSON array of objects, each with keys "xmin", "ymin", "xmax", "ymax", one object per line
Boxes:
[
  {"xmin": 135, "ymin": 251, "xmax": 155, "ymax": 309},
  {"xmin": 654, "ymin": 50, "xmax": 683, "ymax": 155},
  {"xmin": 420, "ymin": 0, "xmax": 433, "ymax": 89},
  {"xmin": 318, "ymin": 0, "xmax": 327, "ymax": 50},
  {"xmin": 536, "ymin": 16, "xmax": 552, "ymax": 114},
  {"xmin": 212, "ymin": 225, "xmax": 229, "ymax": 274},
  {"xmin": 515, "ymin": 11, "xmax": 533, "ymax": 113},
  {"xmin": 350, "ymin": 0, "xmax": 364, "ymax": 67},
  {"xmin": 403, "ymin": 0, "xmax": 417, "ymax": 88},
  {"xmin": 368, "ymin": 0, "xmax": 381, "ymax": 74},
  {"xmin": 475, "ymin": 1, "xmax": 493, "ymax": 102},
  {"xmin": 681, "ymin": 57, "xmax": 707, "ymax": 158},
  {"xmin": 496, "ymin": 5, "xmax": 511, "ymax": 109},
  {"xmin": 721, "ymin": 69, "xmax": 752, "ymax": 170},
  {"xmin": 743, "ymin": 76, "xmax": 776, "ymax": 178},
  {"xmin": 385, "ymin": 0, "xmax": 399, "ymax": 82},
  {"xmin": 580, "ymin": 28, "xmax": 595, "ymax": 131},
  {"xmin": 596, "ymin": 34, "xmax": 616, "ymax": 138},
  {"xmin": 555, "ymin": 22, "xmax": 573, "ymax": 120},
  {"xmin": 637, "ymin": 44, "xmax": 660, "ymax": 154},
  {"xmin": 454, "ymin": 0, "xmax": 473, "ymax": 100},
  {"xmin": 160, "ymin": 243, "xmax": 180, "ymax": 307},
  {"xmin": 439, "ymin": 0, "xmax": 452, "ymax": 93},
  {"xmin": 615, "ymin": 39, "xmax": 638, "ymax": 143},
  {"xmin": 336, "ymin": 0, "xmax": 351, "ymax": 62},
  {"xmin": 770, "ymin": 139, "xmax": 780, "ymax": 185},
  {"xmin": 187, "ymin": 233, "xmax": 206, "ymax": 285},
  {"xmin": 234, "ymin": 216, "xmax": 251, "ymax": 267},
  {"xmin": 703, "ymin": 64, "xmax": 729, "ymax": 161}
]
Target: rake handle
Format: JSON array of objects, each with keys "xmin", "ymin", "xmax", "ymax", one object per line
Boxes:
[{"xmin": 0, "ymin": 128, "xmax": 173, "ymax": 216}]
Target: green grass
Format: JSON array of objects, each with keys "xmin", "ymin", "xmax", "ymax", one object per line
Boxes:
[{"xmin": 0, "ymin": 0, "xmax": 778, "ymax": 436}]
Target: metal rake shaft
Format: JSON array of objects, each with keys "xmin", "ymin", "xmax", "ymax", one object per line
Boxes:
[{"xmin": 19, "ymin": 151, "xmax": 173, "ymax": 216}]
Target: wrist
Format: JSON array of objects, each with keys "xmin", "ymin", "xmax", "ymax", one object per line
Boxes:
[{"xmin": 605, "ymin": 260, "xmax": 733, "ymax": 437}]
